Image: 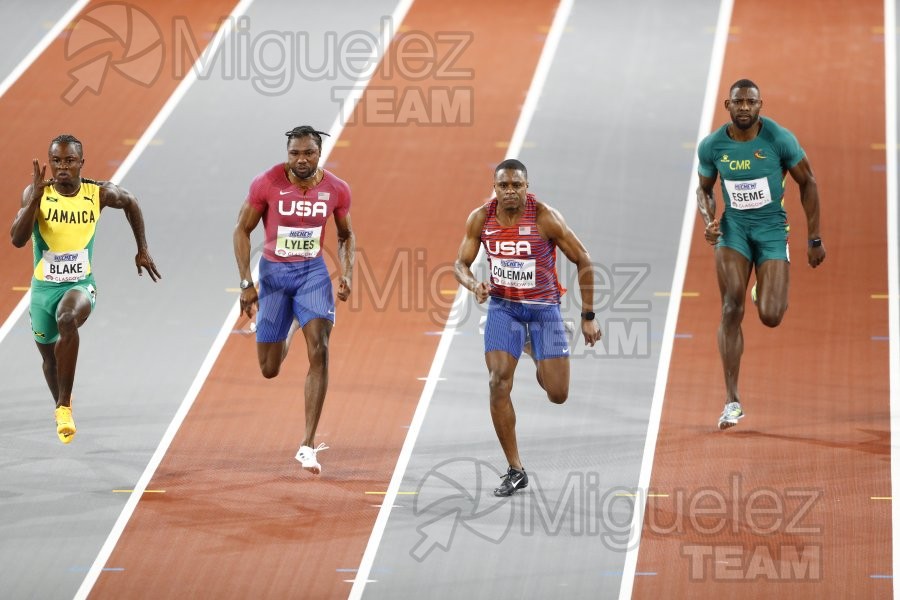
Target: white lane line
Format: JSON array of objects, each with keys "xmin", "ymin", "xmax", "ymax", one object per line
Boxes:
[
  {"xmin": 617, "ymin": 0, "xmax": 734, "ymax": 598},
  {"xmin": 347, "ymin": 0, "xmax": 575, "ymax": 597},
  {"xmin": 0, "ymin": 0, "xmax": 94, "ymax": 346},
  {"xmin": 884, "ymin": 0, "xmax": 899, "ymax": 589},
  {"xmin": 0, "ymin": 0, "xmax": 91, "ymax": 100},
  {"xmin": 71, "ymin": 1, "xmax": 261, "ymax": 597}
]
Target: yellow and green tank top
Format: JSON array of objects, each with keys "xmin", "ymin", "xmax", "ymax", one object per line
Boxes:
[{"xmin": 32, "ymin": 178, "xmax": 101, "ymax": 283}]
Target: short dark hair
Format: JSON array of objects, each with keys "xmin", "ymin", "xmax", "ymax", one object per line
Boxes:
[
  {"xmin": 49, "ymin": 133, "xmax": 83, "ymax": 156},
  {"xmin": 494, "ymin": 158, "xmax": 527, "ymax": 178},
  {"xmin": 284, "ymin": 125, "xmax": 330, "ymax": 150},
  {"xmin": 729, "ymin": 79, "xmax": 759, "ymax": 95}
]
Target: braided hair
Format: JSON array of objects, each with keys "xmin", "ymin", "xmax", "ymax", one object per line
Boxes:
[{"xmin": 284, "ymin": 126, "xmax": 330, "ymax": 150}]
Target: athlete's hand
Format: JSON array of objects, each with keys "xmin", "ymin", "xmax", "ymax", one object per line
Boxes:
[
  {"xmin": 240, "ymin": 286, "xmax": 258, "ymax": 319},
  {"xmin": 582, "ymin": 319, "xmax": 601, "ymax": 347},
  {"xmin": 808, "ymin": 243, "xmax": 826, "ymax": 268},
  {"xmin": 31, "ymin": 159, "xmax": 52, "ymax": 201},
  {"xmin": 135, "ymin": 248, "xmax": 161, "ymax": 281},
  {"xmin": 337, "ymin": 275, "xmax": 351, "ymax": 302},
  {"xmin": 473, "ymin": 281, "xmax": 489, "ymax": 304},
  {"xmin": 704, "ymin": 219, "xmax": 721, "ymax": 246}
]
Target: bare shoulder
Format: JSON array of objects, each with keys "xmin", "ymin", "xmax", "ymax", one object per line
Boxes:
[
  {"xmin": 467, "ymin": 204, "xmax": 487, "ymax": 226},
  {"xmin": 535, "ymin": 201, "xmax": 567, "ymax": 237},
  {"xmin": 21, "ymin": 183, "xmax": 35, "ymax": 207},
  {"xmin": 99, "ymin": 180, "xmax": 135, "ymax": 208}
]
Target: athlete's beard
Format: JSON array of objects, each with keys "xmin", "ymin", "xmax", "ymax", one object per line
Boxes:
[
  {"xmin": 291, "ymin": 164, "xmax": 316, "ymax": 180},
  {"xmin": 732, "ymin": 113, "xmax": 758, "ymax": 131}
]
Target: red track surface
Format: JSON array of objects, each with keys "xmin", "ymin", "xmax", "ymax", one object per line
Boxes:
[
  {"xmin": 633, "ymin": 0, "xmax": 892, "ymax": 597},
  {"xmin": 0, "ymin": 0, "xmax": 239, "ymax": 313},
  {"xmin": 89, "ymin": 1, "xmax": 558, "ymax": 598}
]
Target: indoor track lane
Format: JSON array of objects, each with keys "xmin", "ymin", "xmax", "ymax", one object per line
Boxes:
[
  {"xmin": 87, "ymin": 1, "xmax": 561, "ymax": 599},
  {"xmin": 632, "ymin": 0, "xmax": 893, "ymax": 597}
]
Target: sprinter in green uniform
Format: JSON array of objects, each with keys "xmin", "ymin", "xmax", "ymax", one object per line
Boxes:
[
  {"xmin": 696, "ymin": 79, "xmax": 826, "ymax": 430},
  {"xmin": 10, "ymin": 134, "xmax": 161, "ymax": 443}
]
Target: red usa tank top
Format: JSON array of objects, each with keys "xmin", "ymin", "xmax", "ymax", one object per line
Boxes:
[{"xmin": 481, "ymin": 193, "xmax": 564, "ymax": 304}]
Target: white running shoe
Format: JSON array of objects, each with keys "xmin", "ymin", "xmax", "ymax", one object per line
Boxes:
[
  {"xmin": 717, "ymin": 402, "xmax": 744, "ymax": 430},
  {"xmin": 295, "ymin": 442, "xmax": 329, "ymax": 474}
]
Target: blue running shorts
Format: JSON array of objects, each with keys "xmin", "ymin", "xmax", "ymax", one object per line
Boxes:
[
  {"xmin": 256, "ymin": 256, "xmax": 335, "ymax": 343},
  {"xmin": 484, "ymin": 297, "xmax": 569, "ymax": 360}
]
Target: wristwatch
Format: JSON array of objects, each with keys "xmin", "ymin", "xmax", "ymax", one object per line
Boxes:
[
  {"xmin": 239, "ymin": 279, "xmax": 253, "ymax": 289},
  {"xmin": 581, "ymin": 311, "xmax": 596, "ymax": 321},
  {"xmin": 808, "ymin": 238, "xmax": 822, "ymax": 248}
]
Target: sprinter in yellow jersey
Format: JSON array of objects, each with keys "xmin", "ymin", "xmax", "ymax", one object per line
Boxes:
[{"xmin": 10, "ymin": 134, "xmax": 161, "ymax": 444}]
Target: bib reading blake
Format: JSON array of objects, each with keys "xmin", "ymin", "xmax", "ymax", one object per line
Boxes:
[{"xmin": 32, "ymin": 180, "xmax": 101, "ymax": 284}]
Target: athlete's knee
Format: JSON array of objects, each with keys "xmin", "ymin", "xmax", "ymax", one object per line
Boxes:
[
  {"xmin": 488, "ymin": 372, "xmax": 512, "ymax": 400},
  {"xmin": 41, "ymin": 355, "xmax": 56, "ymax": 375},
  {"xmin": 259, "ymin": 355, "xmax": 281, "ymax": 379},
  {"xmin": 546, "ymin": 388, "xmax": 568, "ymax": 404},
  {"xmin": 721, "ymin": 295, "xmax": 745, "ymax": 325},
  {"xmin": 307, "ymin": 338, "xmax": 329, "ymax": 369},
  {"xmin": 758, "ymin": 303, "xmax": 787, "ymax": 328},
  {"xmin": 55, "ymin": 309, "xmax": 81, "ymax": 335}
]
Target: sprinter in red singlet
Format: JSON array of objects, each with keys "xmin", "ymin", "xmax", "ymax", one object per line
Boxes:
[
  {"xmin": 233, "ymin": 126, "xmax": 356, "ymax": 475},
  {"xmin": 455, "ymin": 159, "xmax": 601, "ymax": 496}
]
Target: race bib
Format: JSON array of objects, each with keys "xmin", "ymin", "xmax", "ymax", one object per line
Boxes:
[
  {"xmin": 723, "ymin": 176, "xmax": 772, "ymax": 210},
  {"xmin": 42, "ymin": 250, "xmax": 89, "ymax": 283},
  {"xmin": 491, "ymin": 258, "xmax": 536, "ymax": 289},
  {"xmin": 275, "ymin": 225, "xmax": 322, "ymax": 258}
]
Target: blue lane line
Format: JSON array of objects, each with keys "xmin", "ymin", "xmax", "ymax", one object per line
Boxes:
[
  {"xmin": 872, "ymin": 336, "xmax": 890, "ymax": 341},
  {"xmin": 870, "ymin": 574, "xmax": 893, "ymax": 579}
]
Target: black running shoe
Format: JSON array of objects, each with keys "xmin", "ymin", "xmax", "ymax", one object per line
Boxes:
[{"xmin": 494, "ymin": 466, "xmax": 528, "ymax": 497}]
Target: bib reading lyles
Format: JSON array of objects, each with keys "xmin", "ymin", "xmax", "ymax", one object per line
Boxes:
[
  {"xmin": 723, "ymin": 176, "xmax": 772, "ymax": 210},
  {"xmin": 41, "ymin": 250, "xmax": 89, "ymax": 283},
  {"xmin": 275, "ymin": 225, "xmax": 322, "ymax": 258},
  {"xmin": 492, "ymin": 258, "xmax": 536, "ymax": 289}
]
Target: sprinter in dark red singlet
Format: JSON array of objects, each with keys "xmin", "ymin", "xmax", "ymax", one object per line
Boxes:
[
  {"xmin": 233, "ymin": 126, "xmax": 356, "ymax": 475},
  {"xmin": 455, "ymin": 159, "xmax": 601, "ymax": 497}
]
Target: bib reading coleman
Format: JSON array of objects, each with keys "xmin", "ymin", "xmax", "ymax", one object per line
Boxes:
[{"xmin": 481, "ymin": 193, "xmax": 564, "ymax": 304}]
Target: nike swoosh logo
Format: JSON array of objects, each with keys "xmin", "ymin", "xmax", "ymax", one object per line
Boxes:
[
  {"xmin": 279, "ymin": 189, "xmax": 293, "ymax": 196},
  {"xmin": 484, "ymin": 229, "xmax": 500, "ymax": 235},
  {"xmin": 510, "ymin": 477, "xmax": 524, "ymax": 489},
  {"xmin": 562, "ymin": 348, "xmax": 570, "ymax": 354},
  {"xmin": 327, "ymin": 310, "xmax": 336, "ymax": 315}
]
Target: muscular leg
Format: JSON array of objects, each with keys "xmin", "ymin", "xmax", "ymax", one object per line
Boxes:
[
  {"xmin": 535, "ymin": 357, "xmax": 569, "ymax": 404},
  {"xmin": 35, "ymin": 341, "xmax": 59, "ymax": 406},
  {"xmin": 53, "ymin": 289, "xmax": 93, "ymax": 408},
  {"xmin": 485, "ymin": 350, "xmax": 522, "ymax": 470},
  {"xmin": 715, "ymin": 247, "xmax": 753, "ymax": 404},
  {"xmin": 299, "ymin": 318, "xmax": 331, "ymax": 447},
  {"xmin": 754, "ymin": 259, "xmax": 789, "ymax": 327},
  {"xmin": 256, "ymin": 318, "xmax": 302, "ymax": 379}
]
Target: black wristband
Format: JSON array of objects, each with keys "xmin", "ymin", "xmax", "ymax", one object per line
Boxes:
[
  {"xmin": 808, "ymin": 238, "xmax": 822, "ymax": 248},
  {"xmin": 581, "ymin": 311, "xmax": 596, "ymax": 321}
]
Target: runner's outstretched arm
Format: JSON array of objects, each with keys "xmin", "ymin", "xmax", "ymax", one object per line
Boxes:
[
  {"xmin": 454, "ymin": 207, "xmax": 489, "ymax": 303},
  {"xmin": 334, "ymin": 212, "xmax": 355, "ymax": 302},
  {"xmin": 100, "ymin": 182, "xmax": 161, "ymax": 281},
  {"xmin": 537, "ymin": 204, "xmax": 601, "ymax": 346},
  {"xmin": 787, "ymin": 157, "xmax": 825, "ymax": 268}
]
